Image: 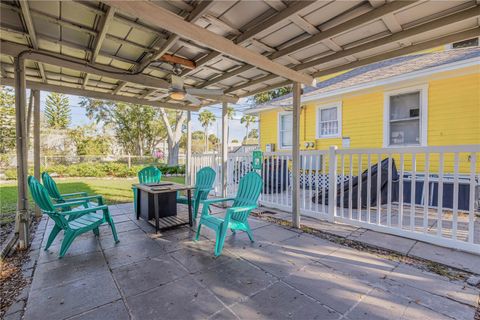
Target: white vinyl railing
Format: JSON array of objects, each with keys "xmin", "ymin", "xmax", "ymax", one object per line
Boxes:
[{"xmin": 190, "ymin": 145, "xmax": 479, "ymax": 254}]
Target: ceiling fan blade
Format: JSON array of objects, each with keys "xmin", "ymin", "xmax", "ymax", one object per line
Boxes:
[
  {"xmin": 149, "ymin": 92, "xmax": 170, "ymax": 101},
  {"xmin": 185, "ymin": 94, "xmax": 201, "ymax": 105},
  {"xmin": 171, "ymin": 75, "xmax": 184, "ymax": 90},
  {"xmin": 186, "ymin": 88, "xmax": 224, "ymax": 96},
  {"xmin": 192, "ymin": 94, "xmax": 239, "ymax": 104}
]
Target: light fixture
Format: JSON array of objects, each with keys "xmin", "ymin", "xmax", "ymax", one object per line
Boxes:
[{"xmin": 169, "ymin": 90, "xmax": 185, "ymax": 101}]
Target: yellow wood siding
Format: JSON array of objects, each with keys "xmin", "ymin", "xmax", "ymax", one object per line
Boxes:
[{"xmin": 258, "ymin": 71, "xmax": 480, "ymax": 174}]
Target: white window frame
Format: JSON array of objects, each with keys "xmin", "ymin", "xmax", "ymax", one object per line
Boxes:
[
  {"xmin": 278, "ymin": 111, "xmax": 293, "ymax": 149},
  {"xmin": 316, "ymin": 102, "xmax": 342, "ymax": 139},
  {"xmin": 383, "ymin": 84, "xmax": 428, "ymax": 147}
]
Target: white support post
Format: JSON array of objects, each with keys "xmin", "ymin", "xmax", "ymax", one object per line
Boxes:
[
  {"xmin": 328, "ymin": 145, "xmax": 338, "ymax": 222},
  {"xmin": 221, "ymin": 102, "xmax": 228, "ymax": 198},
  {"xmin": 33, "ymin": 90, "xmax": 41, "ymax": 218},
  {"xmin": 186, "ymin": 111, "xmax": 192, "ymax": 185},
  {"xmin": 14, "ymin": 56, "xmax": 30, "ymax": 249},
  {"xmin": 292, "ymin": 82, "xmax": 301, "ymax": 228}
]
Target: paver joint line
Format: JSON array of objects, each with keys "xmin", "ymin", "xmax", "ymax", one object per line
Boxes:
[{"xmin": 18, "ymin": 204, "xmax": 479, "ymax": 320}]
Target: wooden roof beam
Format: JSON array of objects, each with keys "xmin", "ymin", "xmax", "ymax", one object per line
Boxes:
[
  {"xmin": 0, "ymin": 77, "xmax": 200, "ymax": 111},
  {"xmin": 224, "ymin": 3, "xmax": 479, "ymax": 94},
  {"xmin": 196, "ymin": 0, "xmax": 415, "ymax": 89},
  {"xmin": 182, "ymin": 0, "xmax": 318, "ymax": 78},
  {"xmin": 312, "ymin": 27, "xmax": 480, "ymax": 78},
  {"xmin": 159, "ymin": 54, "xmax": 196, "ymax": 69},
  {"xmin": 1, "ymin": 41, "xmax": 171, "ymax": 89},
  {"xmin": 237, "ymin": 28, "xmax": 480, "ymax": 99},
  {"xmin": 106, "ymin": 1, "xmax": 314, "ymax": 86},
  {"xmin": 84, "ymin": 5, "xmax": 116, "ymax": 89},
  {"xmin": 19, "ymin": 1, "xmax": 46, "ymax": 82},
  {"xmin": 133, "ymin": 0, "xmax": 214, "ymax": 73},
  {"xmin": 295, "ymin": 6, "xmax": 480, "ymax": 71}
]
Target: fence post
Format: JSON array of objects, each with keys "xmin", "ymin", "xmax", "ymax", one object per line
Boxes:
[
  {"xmin": 127, "ymin": 154, "xmax": 131, "ymax": 168},
  {"xmin": 328, "ymin": 146, "xmax": 338, "ymax": 223}
]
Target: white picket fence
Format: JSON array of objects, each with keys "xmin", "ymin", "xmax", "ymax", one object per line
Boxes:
[{"xmin": 189, "ymin": 145, "xmax": 480, "ymax": 254}]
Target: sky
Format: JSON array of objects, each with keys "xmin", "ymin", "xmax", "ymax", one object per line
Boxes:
[{"xmin": 38, "ymin": 91, "xmax": 258, "ymax": 143}]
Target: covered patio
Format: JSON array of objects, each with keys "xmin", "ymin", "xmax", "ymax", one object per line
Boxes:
[
  {"xmin": 18, "ymin": 203, "xmax": 479, "ymax": 320},
  {"xmin": 1, "ymin": 0, "xmax": 479, "ymax": 319}
]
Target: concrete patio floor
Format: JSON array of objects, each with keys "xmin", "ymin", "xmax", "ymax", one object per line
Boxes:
[{"xmin": 19, "ymin": 203, "xmax": 479, "ymax": 320}]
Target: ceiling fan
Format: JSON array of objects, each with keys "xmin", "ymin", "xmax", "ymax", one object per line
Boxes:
[{"xmin": 154, "ymin": 74, "xmax": 225, "ymax": 105}]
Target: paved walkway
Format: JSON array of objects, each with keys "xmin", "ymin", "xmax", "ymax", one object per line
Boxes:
[
  {"xmin": 19, "ymin": 203, "xmax": 479, "ymax": 320},
  {"xmin": 260, "ymin": 209, "xmax": 480, "ymax": 274}
]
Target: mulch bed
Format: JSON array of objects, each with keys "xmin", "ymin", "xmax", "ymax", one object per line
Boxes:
[{"xmin": 0, "ymin": 217, "xmax": 39, "ymax": 318}]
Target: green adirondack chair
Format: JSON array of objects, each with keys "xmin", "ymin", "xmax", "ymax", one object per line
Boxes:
[
  {"xmin": 41, "ymin": 172, "xmax": 101, "ymax": 209},
  {"xmin": 28, "ymin": 176, "xmax": 119, "ymax": 258},
  {"xmin": 177, "ymin": 167, "xmax": 216, "ymax": 220},
  {"xmin": 133, "ymin": 166, "xmax": 162, "ymax": 214},
  {"xmin": 195, "ymin": 171, "xmax": 263, "ymax": 256}
]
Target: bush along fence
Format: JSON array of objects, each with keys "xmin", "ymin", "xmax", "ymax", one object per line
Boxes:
[{"xmin": 2, "ymin": 162, "xmax": 185, "ymax": 180}]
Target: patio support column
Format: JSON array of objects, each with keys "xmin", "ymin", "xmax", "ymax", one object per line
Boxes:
[
  {"xmin": 221, "ymin": 102, "xmax": 228, "ymax": 198},
  {"xmin": 33, "ymin": 90, "xmax": 41, "ymax": 218},
  {"xmin": 186, "ymin": 111, "xmax": 192, "ymax": 185},
  {"xmin": 292, "ymin": 82, "xmax": 301, "ymax": 228},
  {"xmin": 14, "ymin": 56, "xmax": 30, "ymax": 249}
]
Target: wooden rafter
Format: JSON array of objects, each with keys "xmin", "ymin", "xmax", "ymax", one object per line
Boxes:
[
  {"xmin": 19, "ymin": 1, "xmax": 46, "ymax": 82},
  {"xmin": 197, "ymin": 0, "xmax": 415, "ymax": 89},
  {"xmin": 0, "ymin": 77, "xmax": 200, "ymax": 111},
  {"xmin": 237, "ymin": 28, "xmax": 480, "ymax": 99},
  {"xmin": 1, "ymin": 41, "xmax": 170, "ymax": 89},
  {"xmin": 105, "ymin": 1, "xmax": 314, "ymax": 86},
  {"xmin": 133, "ymin": 0, "xmax": 215, "ymax": 73},
  {"xmin": 225, "ymin": 4, "xmax": 479, "ymax": 94},
  {"xmin": 185, "ymin": 0, "xmax": 318, "ymax": 79},
  {"xmin": 83, "ymin": 5, "xmax": 116, "ymax": 89}
]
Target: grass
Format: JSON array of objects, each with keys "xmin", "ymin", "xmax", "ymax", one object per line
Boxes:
[{"xmin": 0, "ymin": 176, "xmax": 185, "ymax": 224}]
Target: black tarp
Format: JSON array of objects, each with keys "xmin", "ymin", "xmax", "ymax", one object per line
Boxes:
[
  {"xmin": 312, "ymin": 158, "xmax": 399, "ymax": 208},
  {"xmin": 262, "ymin": 158, "xmax": 288, "ymax": 194}
]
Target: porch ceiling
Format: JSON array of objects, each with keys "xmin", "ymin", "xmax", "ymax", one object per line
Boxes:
[{"xmin": 0, "ymin": 0, "xmax": 479, "ymax": 111}]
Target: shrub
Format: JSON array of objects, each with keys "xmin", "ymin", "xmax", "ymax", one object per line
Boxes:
[{"xmin": 3, "ymin": 162, "xmax": 185, "ymax": 179}]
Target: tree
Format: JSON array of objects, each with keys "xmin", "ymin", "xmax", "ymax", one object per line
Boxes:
[
  {"xmin": 44, "ymin": 92, "xmax": 71, "ymax": 129},
  {"xmin": 226, "ymin": 106, "xmax": 235, "ymax": 144},
  {"xmin": 180, "ymin": 130, "xmax": 205, "ymax": 153},
  {"xmin": 248, "ymin": 128, "xmax": 259, "ymax": 139},
  {"xmin": 208, "ymin": 134, "xmax": 220, "ymax": 150},
  {"xmin": 226, "ymin": 106, "xmax": 235, "ymax": 120},
  {"xmin": 0, "ymin": 86, "xmax": 16, "ymax": 154},
  {"xmin": 240, "ymin": 115, "xmax": 256, "ymax": 140},
  {"xmin": 68, "ymin": 124, "xmax": 111, "ymax": 156},
  {"xmin": 198, "ymin": 110, "xmax": 216, "ymax": 152},
  {"xmin": 81, "ymin": 98, "xmax": 166, "ymax": 158},
  {"xmin": 158, "ymin": 109, "xmax": 187, "ymax": 165},
  {"xmin": 253, "ymin": 86, "xmax": 293, "ymax": 105},
  {"xmin": 252, "ymin": 86, "xmax": 292, "ymax": 105}
]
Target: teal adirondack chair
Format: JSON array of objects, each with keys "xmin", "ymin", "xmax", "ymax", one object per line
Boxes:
[
  {"xmin": 41, "ymin": 172, "xmax": 101, "ymax": 209},
  {"xmin": 195, "ymin": 171, "xmax": 263, "ymax": 256},
  {"xmin": 133, "ymin": 166, "xmax": 162, "ymax": 214},
  {"xmin": 28, "ymin": 176, "xmax": 119, "ymax": 258},
  {"xmin": 177, "ymin": 167, "xmax": 216, "ymax": 220}
]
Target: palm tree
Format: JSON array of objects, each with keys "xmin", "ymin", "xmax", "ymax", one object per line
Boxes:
[
  {"xmin": 240, "ymin": 115, "xmax": 256, "ymax": 141},
  {"xmin": 198, "ymin": 110, "xmax": 216, "ymax": 152},
  {"xmin": 226, "ymin": 106, "xmax": 235, "ymax": 144}
]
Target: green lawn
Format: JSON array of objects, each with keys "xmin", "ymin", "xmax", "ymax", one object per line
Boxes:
[{"xmin": 0, "ymin": 176, "xmax": 185, "ymax": 224}]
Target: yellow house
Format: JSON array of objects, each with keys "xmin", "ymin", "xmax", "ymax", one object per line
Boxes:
[{"xmin": 246, "ymin": 47, "xmax": 480, "ymax": 175}]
